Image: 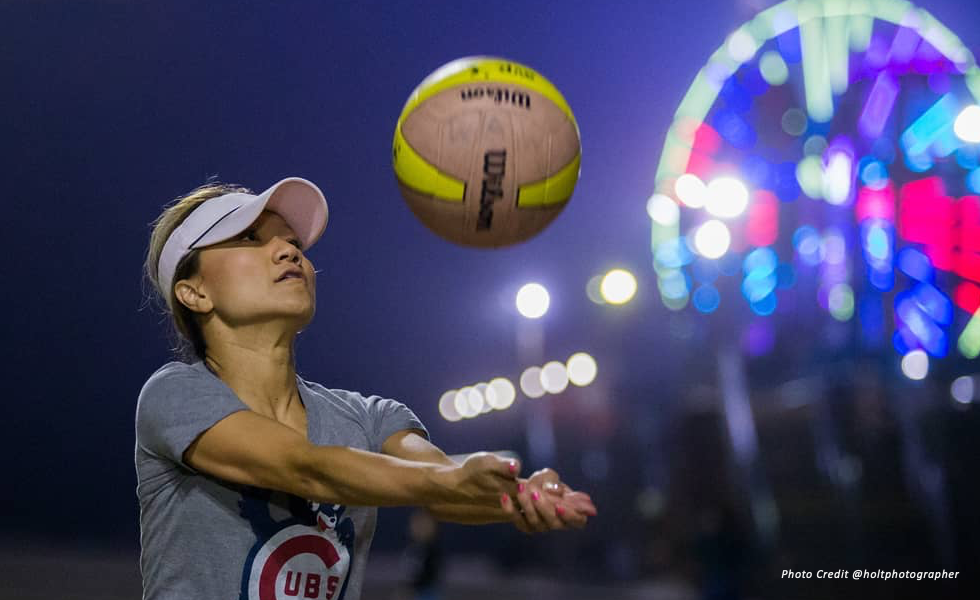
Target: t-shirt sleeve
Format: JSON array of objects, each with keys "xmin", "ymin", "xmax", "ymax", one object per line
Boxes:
[
  {"xmin": 362, "ymin": 394, "xmax": 429, "ymax": 451},
  {"xmin": 135, "ymin": 362, "xmax": 250, "ymax": 470}
]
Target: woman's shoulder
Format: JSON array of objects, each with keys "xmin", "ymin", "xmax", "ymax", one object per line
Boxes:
[
  {"xmin": 143, "ymin": 360, "xmax": 209, "ymax": 387},
  {"xmin": 297, "ymin": 377, "xmax": 412, "ymax": 417},
  {"xmin": 137, "ymin": 360, "xmax": 222, "ymax": 405},
  {"xmin": 297, "ymin": 376, "xmax": 367, "ymax": 406},
  {"xmin": 150, "ymin": 359, "xmax": 202, "ymax": 377}
]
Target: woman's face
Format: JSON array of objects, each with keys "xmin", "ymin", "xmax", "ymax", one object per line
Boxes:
[{"xmin": 182, "ymin": 210, "xmax": 317, "ymax": 331}]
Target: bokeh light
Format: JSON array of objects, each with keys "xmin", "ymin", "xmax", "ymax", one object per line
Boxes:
[
  {"xmin": 781, "ymin": 108, "xmax": 808, "ymax": 136},
  {"xmin": 586, "ymin": 275, "xmax": 605, "ymax": 305},
  {"xmin": 675, "ymin": 173, "xmax": 708, "ymax": 208},
  {"xmin": 486, "ymin": 377, "xmax": 516, "ymax": 410},
  {"xmin": 951, "ymin": 375, "xmax": 974, "ymax": 404},
  {"xmin": 540, "ymin": 361, "xmax": 570, "ymax": 394},
  {"xmin": 793, "ymin": 225, "xmax": 822, "ymax": 266},
  {"xmin": 693, "ymin": 284, "xmax": 721, "ymax": 313},
  {"xmin": 828, "ymin": 283, "xmax": 855, "ymax": 321},
  {"xmin": 859, "ymin": 159, "xmax": 888, "ymax": 188},
  {"xmin": 803, "ymin": 135, "xmax": 827, "ymax": 156},
  {"xmin": 900, "ymin": 350, "xmax": 929, "ymax": 380},
  {"xmin": 960, "ymin": 313, "xmax": 980, "ymax": 359},
  {"xmin": 823, "ymin": 150, "xmax": 853, "ymax": 205},
  {"xmin": 693, "ymin": 220, "xmax": 731, "ymax": 259},
  {"xmin": 520, "ymin": 367, "xmax": 546, "ymax": 398},
  {"xmin": 567, "ymin": 353, "xmax": 598, "ymax": 386},
  {"xmin": 454, "ymin": 387, "xmax": 480, "ymax": 418},
  {"xmin": 475, "ymin": 383, "xmax": 493, "ymax": 414},
  {"xmin": 705, "ymin": 177, "xmax": 750, "ymax": 218},
  {"xmin": 600, "ymin": 269, "xmax": 638, "ymax": 305},
  {"xmin": 796, "ymin": 155, "xmax": 824, "ymax": 199},
  {"xmin": 467, "ymin": 387, "xmax": 485, "ymax": 414},
  {"xmin": 439, "ymin": 390, "xmax": 462, "ymax": 422},
  {"xmin": 647, "ymin": 194, "xmax": 680, "ymax": 225},
  {"xmin": 759, "ymin": 50, "xmax": 788, "ymax": 86},
  {"xmin": 726, "ymin": 28, "xmax": 758, "ymax": 63},
  {"xmin": 821, "ymin": 229, "xmax": 847, "ymax": 265},
  {"xmin": 954, "ymin": 105, "xmax": 980, "ymax": 143},
  {"xmin": 516, "ymin": 283, "xmax": 550, "ymax": 319}
]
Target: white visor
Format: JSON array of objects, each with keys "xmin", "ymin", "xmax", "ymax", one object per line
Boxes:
[{"xmin": 157, "ymin": 177, "xmax": 328, "ymax": 309}]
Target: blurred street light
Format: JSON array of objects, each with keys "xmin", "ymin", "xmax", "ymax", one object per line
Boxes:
[
  {"xmin": 567, "ymin": 352, "xmax": 598, "ymax": 386},
  {"xmin": 516, "ymin": 283, "xmax": 550, "ymax": 319},
  {"xmin": 694, "ymin": 219, "xmax": 732, "ymax": 258},
  {"xmin": 600, "ymin": 268, "xmax": 638, "ymax": 305}
]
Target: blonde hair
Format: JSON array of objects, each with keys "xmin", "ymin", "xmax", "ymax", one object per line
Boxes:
[{"xmin": 142, "ymin": 180, "xmax": 252, "ymax": 362}]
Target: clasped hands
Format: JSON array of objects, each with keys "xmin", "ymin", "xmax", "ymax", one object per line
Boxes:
[
  {"xmin": 500, "ymin": 467, "xmax": 597, "ymax": 534},
  {"xmin": 454, "ymin": 452, "xmax": 596, "ymax": 533}
]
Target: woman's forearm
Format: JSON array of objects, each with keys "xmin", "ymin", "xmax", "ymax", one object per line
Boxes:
[{"xmin": 294, "ymin": 444, "xmax": 458, "ymax": 507}]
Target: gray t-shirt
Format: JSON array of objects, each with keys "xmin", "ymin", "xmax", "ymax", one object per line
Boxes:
[{"xmin": 135, "ymin": 360, "xmax": 428, "ymax": 600}]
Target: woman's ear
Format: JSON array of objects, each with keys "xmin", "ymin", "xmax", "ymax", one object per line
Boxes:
[{"xmin": 174, "ymin": 277, "xmax": 212, "ymax": 314}]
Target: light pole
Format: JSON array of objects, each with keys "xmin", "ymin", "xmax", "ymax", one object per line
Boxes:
[{"xmin": 515, "ymin": 283, "xmax": 556, "ymax": 468}]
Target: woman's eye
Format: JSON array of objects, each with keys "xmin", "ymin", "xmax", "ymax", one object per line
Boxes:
[
  {"xmin": 240, "ymin": 230, "xmax": 257, "ymax": 241},
  {"xmin": 290, "ymin": 239, "xmax": 303, "ymax": 250}
]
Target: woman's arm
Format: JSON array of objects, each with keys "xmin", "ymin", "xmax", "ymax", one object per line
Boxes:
[
  {"xmin": 379, "ymin": 429, "xmax": 508, "ymax": 524},
  {"xmin": 381, "ymin": 430, "xmax": 596, "ymax": 530},
  {"xmin": 183, "ymin": 410, "xmax": 519, "ymax": 507}
]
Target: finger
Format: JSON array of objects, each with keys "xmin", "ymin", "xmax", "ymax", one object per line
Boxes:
[
  {"xmin": 542, "ymin": 481, "xmax": 563, "ymax": 495},
  {"xmin": 481, "ymin": 470, "xmax": 520, "ymax": 498},
  {"xmin": 524, "ymin": 490, "xmax": 564, "ymax": 531},
  {"xmin": 503, "ymin": 487, "xmax": 536, "ymax": 533},
  {"xmin": 515, "ymin": 487, "xmax": 546, "ymax": 532},
  {"xmin": 566, "ymin": 493, "xmax": 596, "ymax": 511},
  {"xmin": 555, "ymin": 504, "xmax": 588, "ymax": 528},
  {"xmin": 500, "ymin": 494, "xmax": 532, "ymax": 533},
  {"xmin": 496, "ymin": 478, "xmax": 520, "ymax": 498},
  {"xmin": 475, "ymin": 453, "xmax": 520, "ymax": 480},
  {"xmin": 564, "ymin": 491, "xmax": 597, "ymax": 515},
  {"xmin": 531, "ymin": 467, "xmax": 559, "ymax": 482},
  {"xmin": 560, "ymin": 498, "xmax": 596, "ymax": 520},
  {"xmin": 532, "ymin": 491, "xmax": 566, "ymax": 530},
  {"xmin": 559, "ymin": 485, "xmax": 590, "ymax": 501}
]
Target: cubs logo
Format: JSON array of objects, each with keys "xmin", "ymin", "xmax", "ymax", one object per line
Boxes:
[{"xmin": 239, "ymin": 490, "xmax": 355, "ymax": 600}]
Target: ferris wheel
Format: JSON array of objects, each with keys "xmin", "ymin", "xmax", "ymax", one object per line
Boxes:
[{"xmin": 650, "ymin": 0, "xmax": 980, "ymax": 381}]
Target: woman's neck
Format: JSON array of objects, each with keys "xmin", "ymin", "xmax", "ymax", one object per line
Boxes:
[{"xmin": 203, "ymin": 341, "xmax": 301, "ymax": 420}]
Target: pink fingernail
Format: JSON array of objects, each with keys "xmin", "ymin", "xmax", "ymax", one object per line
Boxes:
[
  {"xmin": 501, "ymin": 494, "xmax": 509, "ymax": 505},
  {"xmin": 509, "ymin": 461, "xmax": 517, "ymax": 474},
  {"xmin": 518, "ymin": 483, "xmax": 526, "ymax": 493},
  {"xmin": 532, "ymin": 491, "xmax": 540, "ymax": 502},
  {"xmin": 556, "ymin": 505, "xmax": 566, "ymax": 516}
]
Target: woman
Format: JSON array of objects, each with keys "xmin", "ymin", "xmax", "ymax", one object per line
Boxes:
[{"xmin": 137, "ymin": 177, "xmax": 597, "ymax": 600}]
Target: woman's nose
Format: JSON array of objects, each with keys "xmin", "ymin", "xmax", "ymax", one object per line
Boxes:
[{"xmin": 274, "ymin": 238, "xmax": 301, "ymax": 263}]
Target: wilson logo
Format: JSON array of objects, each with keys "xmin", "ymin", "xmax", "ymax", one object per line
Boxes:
[
  {"xmin": 460, "ymin": 87, "xmax": 531, "ymax": 109},
  {"xmin": 478, "ymin": 150, "xmax": 506, "ymax": 230}
]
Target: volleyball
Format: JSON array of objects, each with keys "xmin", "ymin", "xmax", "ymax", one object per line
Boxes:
[{"xmin": 392, "ymin": 56, "xmax": 581, "ymax": 247}]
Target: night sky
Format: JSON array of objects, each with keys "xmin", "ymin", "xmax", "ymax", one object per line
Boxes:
[{"xmin": 5, "ymin": 0, "xmax": 980, "ymax": 560}]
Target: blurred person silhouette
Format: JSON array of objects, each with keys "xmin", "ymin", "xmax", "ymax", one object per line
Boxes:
[
  {"xmin": 695, "ymin": 505, "xmax": 748, "ymax": 600},
  {"xmin": 404, "ymin": 509, "xmax": 443, "ymax": 600}
]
